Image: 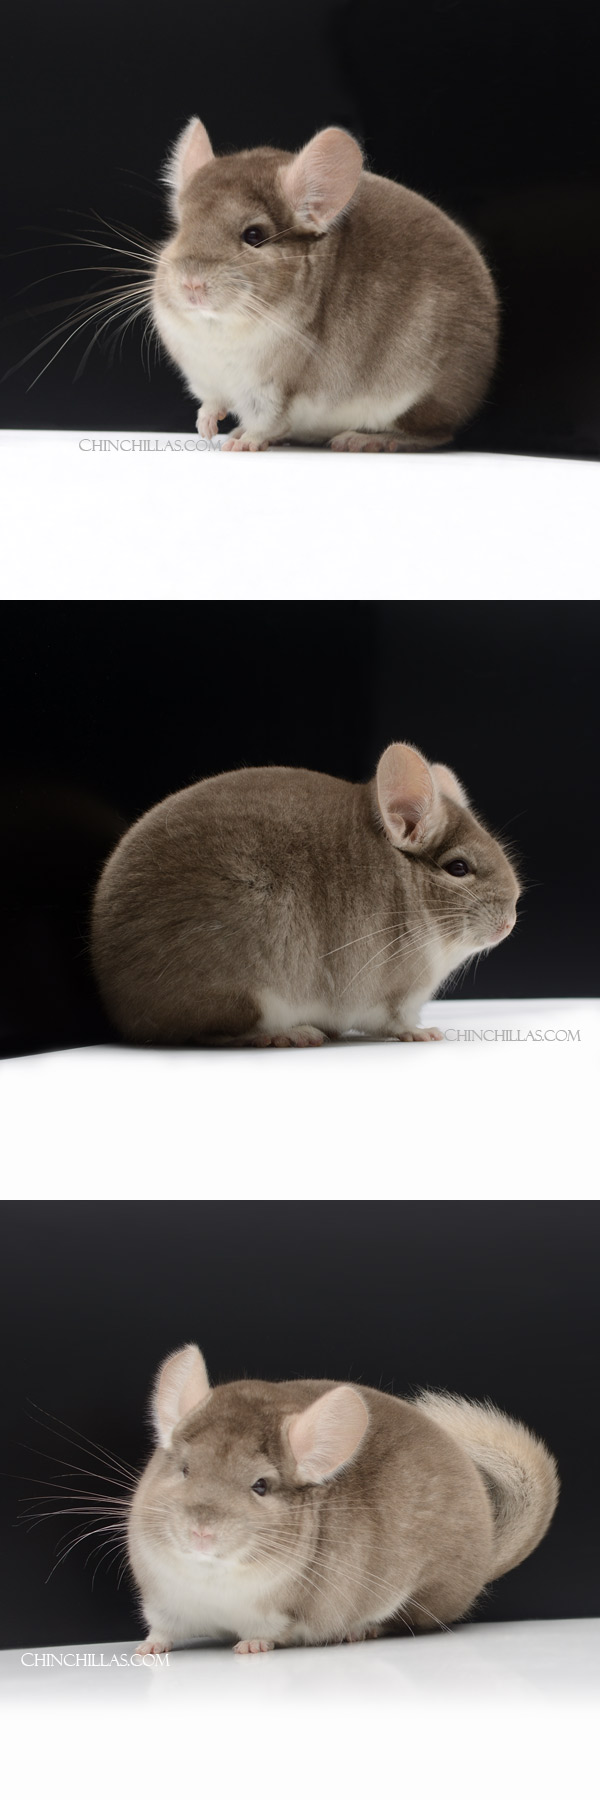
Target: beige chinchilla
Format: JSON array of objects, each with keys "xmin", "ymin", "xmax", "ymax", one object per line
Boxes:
[
  {"xmin": 90, "ymin": 742, "xmax": 520, "ymax": 1047},
  {"xmin": 151, "ymin": 116, "xmax": 499, "ymax": 451},
  {"xmin": 128, "ymin": 1344, "xmax": 558, "ymax": 1654}
]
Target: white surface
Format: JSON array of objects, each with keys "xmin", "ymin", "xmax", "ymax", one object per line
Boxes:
[
  {"xmin": 1, "ymin": 998, "xmax": 597, "ymax": 1200},
  {"xmin": 2, "ymin": 430, "xmax": 599, "ymax": 599},
  {"xmin": 2, "ymin": 1619, "xmax": 598, "ymax": 1702},
  {"xmin": 2, "ymin": 1624, "xmax": 598, "ymax": 1800}
]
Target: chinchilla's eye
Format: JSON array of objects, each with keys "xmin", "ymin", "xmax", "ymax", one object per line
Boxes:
[
  {"xmin": 444, "ymin": 859, "xmax": 471, "ymax": 877},
  {"xmin": 251, "ymin": 1478, "xmax": 269, "ymax": 1495},
  {"xmin": 242, "ymin": 225, "xmax": 268, "ymax": 247},
  {"xmin": 180, "ymin": 1463, "xmax": 189, "ymax": 1478}
]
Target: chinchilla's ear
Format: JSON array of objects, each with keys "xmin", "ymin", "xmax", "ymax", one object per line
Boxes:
[
  {"xmin": 376, "ymin": 742, "xmax": 451, "ymax": 851},
  {"xmin": 152, "ymin": 1344, "xmax": 211, "ymax": 1447},
  {"xmin": 162, "ymin": 117, "xmax": 214, "ymax": 221},
  {"xmin": 429, "ymin": 762, "xmax": 469, "ymax": 808},
  {"xmin": 286, "ymin": 1386, "xmax": 369, "ymax": 1483},
  {"xmin": 279, "ymin": 127, "xmax": 363, "ymax": 230}
]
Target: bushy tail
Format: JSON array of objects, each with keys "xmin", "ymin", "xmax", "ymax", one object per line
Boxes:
[{"xmin": 415, "ymin": 1390, "xmax": 559, "ymax": 1580}]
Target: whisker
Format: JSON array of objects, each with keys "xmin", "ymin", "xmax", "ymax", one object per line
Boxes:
[
  {"xmin": 407, "ymin": 1597, "xmax": 454, "ymax": 1635},
  {"xmin": 20, "ymin": 1428, "xmax": 138, "ymax": 1485},
  {"xmin": 248, "ymin": 1533, "xmax": 419, "ymax": 1640},
  {"xmin": 88, "ymin": 207, "xmax": 159, "ymax": 258},
  {"xmin": 90, "ymin": 1538, "xmax": 130, "ymax": 1588},
  {"xmin": 24, "ymin": 1400, "xmax": 139, "ymax": 1477},
  {"xmin": 6, "ymin": 281, "xmax": 153, "ymax": 330},
  {"xmin": 44, "ymin": 1523, "xmax": 128, "ymax": 1583},
  {"xmin": 335, "ymin": 918, "xmax": 460, "ymax": 996},
  {"xmin": 320, "ymin": 922, "xmax": 401, "ymax": 958},
  {"xmin": 18, "ymin": 1448, "xmax": 136, "ymax": 1492},
  {"xmin": 226, "ymin": 282, "xmax": 322, "ymax": 361},
  {"xmin": 116, "ymin": 1550, "xmax": 131, "ymax": 1589},
  {"xmin": 3, "ymin": 286, "xmax": 153, "ymax": 385},
  {"xmin": 25, "ymin": 295, "xmax": 152, "ymax": 390},
  {"xmin": 338, "ymin": 934, "xmax": 404, "ymax": 997},
  {"xmin": 18, "ymin": 264, "xmax": 156, "ymax": 299},
  {"xmin": 75, "ymin": 300, "xmax": 151, "ymax": 380}
]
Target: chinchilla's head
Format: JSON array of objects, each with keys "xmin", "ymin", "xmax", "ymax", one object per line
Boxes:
[
  {"xmin": 128, "ymin": 1345, "xmax": 370, "ymax": 1569},
  {"xmin": 374, "ymin": 742, "xmax": 521, "ymax": 958},
  {"xmin": 152, "ymin": 116, "xmax": 363, "ymax": 326}
]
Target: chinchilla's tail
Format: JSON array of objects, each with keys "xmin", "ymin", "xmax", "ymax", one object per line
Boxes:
[{"xmin": 414, "ymin": 1390, "xmax": 559, "ymax": 1580}]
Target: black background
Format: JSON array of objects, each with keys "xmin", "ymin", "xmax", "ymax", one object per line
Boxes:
[
  {"xmin": 1, "ymin": 1200, "xmax": 597, "ymax": 1649},
  {"xmin": 3, "ymin": 0, "xmax": 599, "ymax": 456},
  {"xmin": 1, "ymin": 599, "xmax": 598, "ymax": 1060}
]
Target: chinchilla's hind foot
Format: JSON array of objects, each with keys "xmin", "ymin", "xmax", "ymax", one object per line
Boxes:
[
  {"xmin": 243, "ymin": 1025, "xmax": 328, "ymax": 1048},
  {"xmin": 330, "ymin": 428, "xmax": 453, "ymax": 452}
]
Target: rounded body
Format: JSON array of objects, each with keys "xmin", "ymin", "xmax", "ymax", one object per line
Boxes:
[
  {"xmin": 129, "ymin": 1382, "xmax": 495, "ymax": 1648},
  {"xmin": 90, "ymin": 760, "xmax": 519, "ymax": 1046},
  {"xmin": 153, "ymin": 145, "xmax": 499, "ymax": 448}
]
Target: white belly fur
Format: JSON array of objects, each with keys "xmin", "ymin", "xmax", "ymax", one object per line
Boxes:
[
  {"xmin": 257, "ymin": 988, "xmax": 393, "ymax": 1036},
  {"xmin": 257, "ymin": 936, "xmax": 466, "ymax": 1037},
  {"xmin": 140, "ymin": 1544, "xmax": 292, "ymax": 1643},
  {"xmin": 153, "ymin": 300, "xmax": 266, "ymax": 413},
  {"xmin": 153, "ymin": 299, "xmax": 427, "ymax": 436},
  {"xmin": 139, "ymin": 1541, "xmax": 414, "ymax": 1646},
  {"xmin": 286, "ymin": 384, "xmax": 425, "ymax": 439}
]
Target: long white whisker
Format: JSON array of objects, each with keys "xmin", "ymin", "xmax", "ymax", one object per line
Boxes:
[
  {"xmin": 44, "ymin": 1523, "xmax": 128, "ymax": 1583},
  {"xmin": 24, "ymin": 1402, "xmax": 139, "ymax": 1477},
  {"xmin": 226, "ymin": 282, "xmax": 322, "ymax": 361},
  {"xmin": 320, "ymin": 923, "xmax": 401, "ymax": 958},
  {"xmin": 20, "ymin": 263, "xmax": 156, "ymax": 298},
  {"xmin": 339, "ymin": 935, "xmax": 405, "ymax": 997},
  {"xmin": 24, "ymin": 295, "xmax": 152, "ymax": 389},
  {"xmin": 5, "ymin": 287, "xmax": 152, "ymax": 385},
  {"xmin": 248, "ymin": 1534, "xmax": 417, "ymax": 1640},
  {"xmin": 20, "ymin": 1441, "xmax": 137, "ymax": 1489}
]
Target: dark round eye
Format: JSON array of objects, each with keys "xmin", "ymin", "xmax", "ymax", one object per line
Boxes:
[
  {"xmin": 242, "ymin": 225, "xmax": 267, "ymax": 247},
  {"xmin": 444, "ymin": 859, "xmax": 471, "ymax": 878},
  {"xmin": 180, "ymin": 1464, "xmax": 189, "ymax": 1478},
  {"xmin": 252, "ymin": 1478, "xmax": 268, "ymax": 1496}
]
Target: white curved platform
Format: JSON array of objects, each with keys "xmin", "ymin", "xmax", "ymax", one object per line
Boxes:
[
  {"xmin": 1, "ymin": 431, "xmax": 599, "ymax": 599},
  {"xmin": 1, "ymin": 998, "xmax": 597, "ymax": 1200},
  {"xmin": 2, "ymin": 1617, "xmax": 598, "ymax": 1702},
  {"xmin": 2, "ymin": 1621, "xmax": 598, "ymax": 1800}
]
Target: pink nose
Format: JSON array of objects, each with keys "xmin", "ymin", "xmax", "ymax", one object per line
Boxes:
[
  {"xmin": 191, "ymin": 1526, "xmax": 215, "ymax": 1549},
  {"xmin": 181, "ymin": 278, "xmax": 207, "ymax": 304},
  {"xmin": 495, "ymin": 913, "xmax": 516, "ymax": 939}
]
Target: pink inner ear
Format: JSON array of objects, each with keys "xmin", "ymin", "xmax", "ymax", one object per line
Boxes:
[
  {"xmin": 154, "ymin": 1344, "xmax": 210, "ymax": 1445},
  {"xmin": 376, "ymin": 742, "xmax": 436, "ymax": 846},
  {"xmin": 180, "ymin": 118, "xmax": 214, "ymax": 189},
  {"xmin": 288, "ymin": 1386, "xmax": 369, "ymax": 1481},
  {"xmin": 280, "ymin": 128, "xmax": 362, "ymax": 227}
]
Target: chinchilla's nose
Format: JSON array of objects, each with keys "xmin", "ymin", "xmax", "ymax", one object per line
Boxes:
[
  {"xmin": 494, "ymin": 909, "xmax": 517, "ymax": 939},
  {"xmin": 191, "ymin": 1525, "xmax": 215, "ymax": 1550},
  {"xmin": 181, "ymin": 276, "xmax": 208, "ymax": 304}
]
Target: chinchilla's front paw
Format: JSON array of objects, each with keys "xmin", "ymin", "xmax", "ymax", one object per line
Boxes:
[
  {"xmin": 196, "ymin": 403, "xmax": 228, "ymax": 439},
  {"xmin": 135, "ymin": 1635, "xmax": 173, "ymax": 1655},
  {"xmin": 234, "ymin": 1638, "xmax": 275, "ymax": 1653},
  {"xmin": 220, "ymin": 427, "xmax": 271, "ymax": 452},
  {"xmin": 393, "ymin": 1026, "xmax": 444, "ymax": 1042}
]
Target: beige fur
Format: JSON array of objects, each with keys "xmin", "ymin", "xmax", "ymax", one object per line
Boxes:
[
  {"xmin": 129, "ymin": 1346, "xmax": 559, "ymax": 1654},
  {"xmin": 90, "ymin": 742, "xmax": 520, "ymax": 1048},
  {"xmin": 151, "ymin": 118, "xmax": 499, "ymax": 451}
]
